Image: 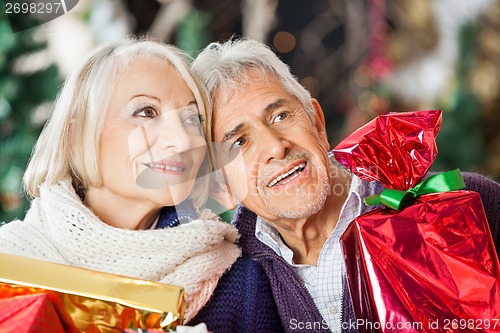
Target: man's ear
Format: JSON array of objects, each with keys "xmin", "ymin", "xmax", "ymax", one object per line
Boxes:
[
  {"xmin": 209, "ymin": 178, "xmax": 238, "ymax": 210},
  {"xmin": 311, "ymin": 98, "xmax": 330, "ymax": 150}
]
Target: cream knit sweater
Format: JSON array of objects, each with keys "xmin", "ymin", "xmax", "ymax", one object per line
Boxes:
[{"xmin": 0, "ymin": 179, "xmax": 241, "ymax": 321}]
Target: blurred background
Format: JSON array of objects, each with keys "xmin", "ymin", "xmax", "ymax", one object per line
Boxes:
[{"xmin": 1, "ymin": 0, "xmax": 499, "ymax": 222}]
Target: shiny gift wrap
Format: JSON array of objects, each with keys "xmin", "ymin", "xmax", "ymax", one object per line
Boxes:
[
  {"xmin": 333, "ymin": 109, "xmax": 441, "ymax": 189},
  {"xmin": 333, "ymin": 110, "xmax": 500, "ymax": 333},
  {"xmin": 0, "ymin": 253, "xmax": 184, "ymax": 333},
  {"xmin": 0, "ymin": 292, "xmax": 65, "ymax": 332}
]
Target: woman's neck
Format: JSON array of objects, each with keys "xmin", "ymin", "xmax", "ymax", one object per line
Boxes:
[{"xmin": 83, "ymin": 187, "xmax": 161, "ymax": 230}]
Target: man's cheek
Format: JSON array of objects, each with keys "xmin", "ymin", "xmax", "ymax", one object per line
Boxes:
[{"xmin": 225, "ymin": 153, "xmax": 250, "ymax": 201}]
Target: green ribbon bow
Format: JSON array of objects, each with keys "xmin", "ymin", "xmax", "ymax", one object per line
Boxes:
[{"xmin": 364, "ymin": 168, "xmax": 466, "ymax": 210}]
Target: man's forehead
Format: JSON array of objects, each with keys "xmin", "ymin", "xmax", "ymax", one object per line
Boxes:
[
  {"xmin": 212, "ymin": 100, "xmax": 247, "ymax": 141},
  {"xmin": 213, "ymin": 84, "xmax": 241, "ymax": 109},
  {"xmin": 211, "ymin": 70, "xmax": 297, "ymax": 137},
  {"xmin": 214, "ymin": 80, "xmax": 293, "ymax": 114},
  {"xmin": 213, "ymin": 69, "xmax": 276, "ymax": 104}
]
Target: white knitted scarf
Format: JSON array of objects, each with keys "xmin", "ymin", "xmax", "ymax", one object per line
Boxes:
[{"xmin": 0, "ymin": 180, "xmax": 241, "ymax": 321}]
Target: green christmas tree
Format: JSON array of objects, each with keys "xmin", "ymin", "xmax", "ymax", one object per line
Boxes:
[
  {"xmin": 0, "ymin": 15, "xmax": 61, "ymax": 223},
  {"xmin": 432, "ymin": 23, "xmax": 486, "ymax": 174}
]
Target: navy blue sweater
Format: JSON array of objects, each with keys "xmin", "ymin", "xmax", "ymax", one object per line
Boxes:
[
  {"xmin": 188, "ymin": 255, "xmax": 285, "ymax": 332},
  {"xmin": 155, "ymin": 205, "xmax": 284, "ymax": 333}
]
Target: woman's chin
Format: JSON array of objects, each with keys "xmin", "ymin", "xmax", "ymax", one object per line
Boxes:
[
  {"xmin": 136, "ymin": 168, "xmax": 168, "ymax": 189},
  {"xmin": 135, "ymin": 168, "xmax": 195, "ymax": 204}
]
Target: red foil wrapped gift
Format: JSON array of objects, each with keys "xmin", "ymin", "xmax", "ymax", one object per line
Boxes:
[
  {"xmin": 0, "ymin": 292, "xmax": 65, "ymax": 333},
  {"xmin": 0, "ymin": 253, "xmax": 184, "ymax": 333},
  {"xmin": 333, "ymin": 110, "xmax": 500, "ymax": 333}
]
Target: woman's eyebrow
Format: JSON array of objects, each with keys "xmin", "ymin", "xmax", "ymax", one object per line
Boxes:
[
  {"xmin": 128, "ymin": 96, "xmax": 198, "ymax": 110},
  {"xmin": 129, "ymin": 94, "xmax": 161, "ymax": 102}
]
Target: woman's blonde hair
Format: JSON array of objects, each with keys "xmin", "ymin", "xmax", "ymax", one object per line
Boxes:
[{"xmin": 23, "ymin": 37, "xmax": 212, "ymax": 207}]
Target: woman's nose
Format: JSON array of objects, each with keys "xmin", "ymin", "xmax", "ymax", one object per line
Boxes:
[
  {"xmin": 160, "ymin": 120, "xmax": 195, "ymax": 153},
  {"xmin": 141, "ymin": 114, "xmax": 196, "ymax": 153}
]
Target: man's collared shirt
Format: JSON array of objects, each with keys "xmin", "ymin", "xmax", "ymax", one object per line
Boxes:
[{"xmin": 255, "ymin": 172, "xmax": 380, "ymax": 333}]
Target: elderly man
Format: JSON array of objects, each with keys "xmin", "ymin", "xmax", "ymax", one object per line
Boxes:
[{"xmin": 192, "ymin": 38, "xmax": 500, "ymax": 333}]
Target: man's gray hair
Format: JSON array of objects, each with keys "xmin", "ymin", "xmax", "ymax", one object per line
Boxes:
[{"xmin": 192, "ymin": 38, "xmax": 316, "ymax": 123}]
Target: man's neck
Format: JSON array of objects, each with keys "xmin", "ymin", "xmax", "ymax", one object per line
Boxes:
[{"xmin": 275, "ymin": 167, "xmax": 352, "ymax": 265}]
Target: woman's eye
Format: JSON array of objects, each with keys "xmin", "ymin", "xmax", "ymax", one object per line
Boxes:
[
  {"xmin": 185, "ymin": 113, "xmax": 202, "ymax": 126},
  {"xmin": 133, "ymin": 107, "xmax": 157, "ymax": 118},
  {"xmin": 273, "ymin": 112, "xmax": 288, "ymax": 123}
]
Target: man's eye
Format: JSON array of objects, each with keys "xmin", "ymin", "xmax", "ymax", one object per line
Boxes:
[
  {"xmin": 232, "ymin": 137, "xmax": 246, "ymax": 149},
  {"xmin": 133, "ymin": 107, "xmax": 157, "ymax": 118},
  {"xmin": 273, "ymin": 112, "xmax": 288, "ymax": 123}
]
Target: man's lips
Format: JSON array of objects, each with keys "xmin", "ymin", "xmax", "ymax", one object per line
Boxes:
[{"xmin": 267, "ymin": 162, "xmax": 307, "ymax": 188}]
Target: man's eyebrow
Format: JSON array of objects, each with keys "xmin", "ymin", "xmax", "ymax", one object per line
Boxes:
[
  {"xmin": 222, "ymin": 123, "xmax": 245, "ymax": 143},
  {"xmin": 264, "ymin": 98, "xmax": 286, "ymax": 113},
  {"xmin": 221, "ymin": 99, "xmax": 286, "ymax": 142}
]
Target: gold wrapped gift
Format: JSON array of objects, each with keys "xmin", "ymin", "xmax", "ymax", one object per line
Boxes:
[{"xmin": 0, "ymin": 253, "xmax": 184, "ymax": 333}]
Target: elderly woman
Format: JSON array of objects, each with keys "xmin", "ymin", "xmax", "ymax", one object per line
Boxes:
[{"xmin": 0, "ymin": 38, "xmax": 282, "ymax": 332}]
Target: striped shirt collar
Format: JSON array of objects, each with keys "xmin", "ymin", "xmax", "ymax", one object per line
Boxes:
[{"xmin": 255, "ymin": 174, "xmax": 379, "ymax": 265}]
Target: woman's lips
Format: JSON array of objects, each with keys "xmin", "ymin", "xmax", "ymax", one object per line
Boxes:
[
  {"xmin": 143, "ymin": 160, "xmax": 188, "ymax": 174},
  {"xmin": 136, "ymin": 160, "xmax": 192, "ymax": 189}
]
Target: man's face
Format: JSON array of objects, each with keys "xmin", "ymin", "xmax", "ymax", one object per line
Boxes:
[{"xmin": 212, "ymin": 70, "xmax": 332, "ymax": 224}]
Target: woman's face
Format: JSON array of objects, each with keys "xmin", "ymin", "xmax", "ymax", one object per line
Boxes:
[{"xmin": 97, "ymin": 58, "xmax": 206, "ymax": 208}]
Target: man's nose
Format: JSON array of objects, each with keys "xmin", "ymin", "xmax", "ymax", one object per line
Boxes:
[{"xmin": 257, "ymin": 127, "xmax": 290, "ymax": 163}]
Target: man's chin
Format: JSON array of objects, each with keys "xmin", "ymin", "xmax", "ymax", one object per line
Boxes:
[
  {"xmin": 268, "ymin": 206, "xmax": 320, "ymax": 220},
  {"xmin": 262, "ymin": 197, "xmax": 323, "ymax": 219}
]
